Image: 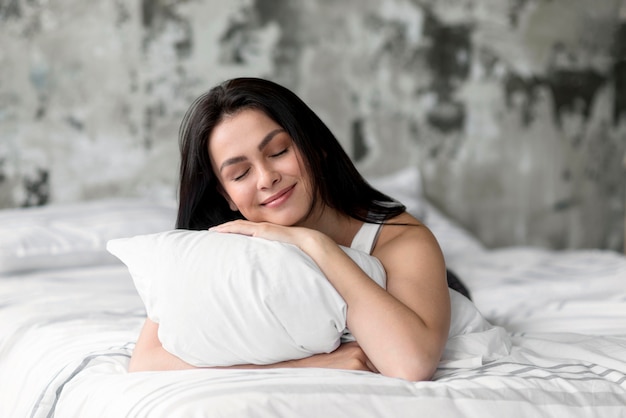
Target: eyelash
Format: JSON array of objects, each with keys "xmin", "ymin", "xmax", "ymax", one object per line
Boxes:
[
  {"xmin": 233, "ymin": 170, "xmax": 249, "ymax": 182},
  {"xmin": 231, "ymin": 148, "xmax": 289, "ymax": 181},
  {"xmin": 271, "ymin": 148, "xmax": 288, "ymax": 158}
]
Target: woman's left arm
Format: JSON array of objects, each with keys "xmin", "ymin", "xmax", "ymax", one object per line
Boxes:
[
  {"xmin": 305, "ymin": 226, "xmax": 449, "ymax": 381},
  {"xmin": 211, "ymin": 216, "xmax": 451, "ymax": 381},
  {"xmin": 356, "ymin": 223, "xmax": 450, "ymax": 381}
]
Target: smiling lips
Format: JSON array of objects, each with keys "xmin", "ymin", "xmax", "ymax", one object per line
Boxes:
[{"xmin": 261, "ymin": 184, "xmax": 296, "ymax": 207}]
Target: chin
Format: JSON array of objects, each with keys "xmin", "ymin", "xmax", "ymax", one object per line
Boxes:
[{"xmin": 268, "ymin": 210, "xmax": 310, "ymax": 227}]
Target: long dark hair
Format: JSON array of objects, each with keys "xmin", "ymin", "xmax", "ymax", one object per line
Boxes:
[{"xmin": 176, "ymin": 77, "xmax": 405, "ymax": 230}]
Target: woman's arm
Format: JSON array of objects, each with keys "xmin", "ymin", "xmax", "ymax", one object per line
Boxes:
[
  {"xmin": 299, "ymin": 219, "xmax": 449, "ymax": 381},
  {"xmin": 212, "ymin": 214, "xmax": 451, "ymax": 381},
  {"xmin": 348, "ymin": 219, "xmax": 450, "ymax": 381},
  {"xmin": 129, "ymin": 318, "xmax": 377, "ymax": 373},
  {"xmin": 129, "ymin": 318, "xmax": 196, "ymax": 372}
]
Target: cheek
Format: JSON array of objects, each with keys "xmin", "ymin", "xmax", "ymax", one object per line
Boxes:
[
  {"xmin": 293, "ymin": 155, "xmax": 313, "ymax": 190},
  {"xmin": 223, "ymin": 184, "xmax": 250, "ymax": 207},
  {"xmin": 291, "ymin": 150, "xmax": 308, "ymax": 176}
]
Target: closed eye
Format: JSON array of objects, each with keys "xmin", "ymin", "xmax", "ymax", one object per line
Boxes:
[
  {"xmin": 233, "ymin": 168, "xmax": 250, "ymax": 181},
  {"xmin": 271, "ymin": 148, "xmax": 288, "ymax": 158}
]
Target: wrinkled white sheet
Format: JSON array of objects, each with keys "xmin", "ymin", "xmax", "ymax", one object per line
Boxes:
[{"xmin": 1, "ymin": 203, "xmax": 625, "ymax": 417}]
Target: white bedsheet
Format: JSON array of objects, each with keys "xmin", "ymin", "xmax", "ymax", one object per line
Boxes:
[
  {"xmin": 449, "ymin": 248, "xmax": 626, "ymax": 336},
  {"xmin": 1, "ymin": 200, "xmax": 625, "ymax": 417}
]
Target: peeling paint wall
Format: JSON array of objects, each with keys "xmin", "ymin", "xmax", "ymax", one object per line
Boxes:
[{"xmin": 0, "ymin": 0, "xmax": 624, "ymax": 251}]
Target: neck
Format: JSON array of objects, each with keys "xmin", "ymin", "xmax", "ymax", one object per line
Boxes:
[{"xmin": 299, "ymin": 206, "xmax": 362, "ymax": 247}]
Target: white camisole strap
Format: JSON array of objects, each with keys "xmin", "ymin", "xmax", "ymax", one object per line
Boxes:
[{"xmin": 350, "ymin": 222, "xmax": 383, "ymax": 255}]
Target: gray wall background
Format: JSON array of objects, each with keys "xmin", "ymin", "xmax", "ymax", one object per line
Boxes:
[{"xmin": 1, "ymin": 0, "xmax": 625, "ymax": 251}]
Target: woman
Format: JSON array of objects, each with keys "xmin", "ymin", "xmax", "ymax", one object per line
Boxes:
[{"xmin": 129, "ymin": 77, "xmax": 451, "ymax": 381}]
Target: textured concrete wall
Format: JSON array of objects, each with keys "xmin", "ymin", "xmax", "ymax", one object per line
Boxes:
[{"xmin": 0, "ymin": 0, "xmax": 624, "ymax": 251}]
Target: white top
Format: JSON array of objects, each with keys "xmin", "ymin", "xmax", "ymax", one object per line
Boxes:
[{"xmin": 350, "ymin": 222, "xmax": 383, "ymax": 254}]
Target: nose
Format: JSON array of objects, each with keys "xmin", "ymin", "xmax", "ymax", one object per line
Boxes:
[{"xmin": 257, "ymin": 164, "xmax": 280, "ymax": 189}]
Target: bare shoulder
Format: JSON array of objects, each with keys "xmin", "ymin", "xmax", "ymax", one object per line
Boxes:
[
  {"xmin": 373, "ymin": 212, "xmax": 447, "ymax": 289},
  {"xmin": 374, "ymin": 212, "xmax": 441, "ymax": 257}
]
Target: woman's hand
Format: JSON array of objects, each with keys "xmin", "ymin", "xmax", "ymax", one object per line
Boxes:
[
  {"xmin": 225, "ymin": 342, "xmax": 378, "ymax": 373},
  {"xmin": 210, "ymin": 219, "xmax": 316, "ymax": 248},
  {"xmin": 285, "ymin": 342, "xmax": 378, "ymax": 373}
]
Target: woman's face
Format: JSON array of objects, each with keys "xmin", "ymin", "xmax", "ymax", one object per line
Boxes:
[{"xmin": 208, "ymin": 108, "xmax": 315, "ymax": 226}]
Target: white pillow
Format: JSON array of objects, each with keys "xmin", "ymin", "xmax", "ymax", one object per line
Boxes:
[
  {"xmin": 107, "ymin": 230, "xmax": 386, "ymax": 367},
  {"xmin": 108, "ymin": 227, "xmax": 510, "ymax": 370},
  {"xmin": 0, "ymin": 199, "xmax": 177, "ymax": 275}
]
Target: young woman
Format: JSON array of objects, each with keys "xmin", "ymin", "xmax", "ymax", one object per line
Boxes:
[{"xmin": 129, "ymin": 77, "xmax": 452, "ymax": 381}]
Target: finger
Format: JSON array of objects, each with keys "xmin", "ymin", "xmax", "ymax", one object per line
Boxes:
[
  {"xmin": 209, "ymin": 220, "xmax": 255, "ymax": 235},
  {"xmin": 343, "ymin": 342, "xmax": 378, "ymax": 373},
  {"xmin": 365, "ymin": 358, "xmax": 379, "ymax": 373}
]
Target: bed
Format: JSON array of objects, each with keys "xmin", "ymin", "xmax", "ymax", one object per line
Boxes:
[{"xmin": 1, "ymin": 168, "xmax": 625, "ymax": 417}]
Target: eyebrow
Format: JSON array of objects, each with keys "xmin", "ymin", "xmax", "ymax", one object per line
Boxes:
[{"xmin": 219, "ymin": 128, "xmax": 286, "ymax": 173}]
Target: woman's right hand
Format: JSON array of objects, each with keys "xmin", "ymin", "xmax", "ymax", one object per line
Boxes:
[{"xmin": 285, "ymin": 341, "xmax": 378, "ymax": 373}]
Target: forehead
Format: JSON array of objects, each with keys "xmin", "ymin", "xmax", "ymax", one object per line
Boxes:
[{"xmin": 210, "ymin": 108, "xmax": 280, "ymax": 149}]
